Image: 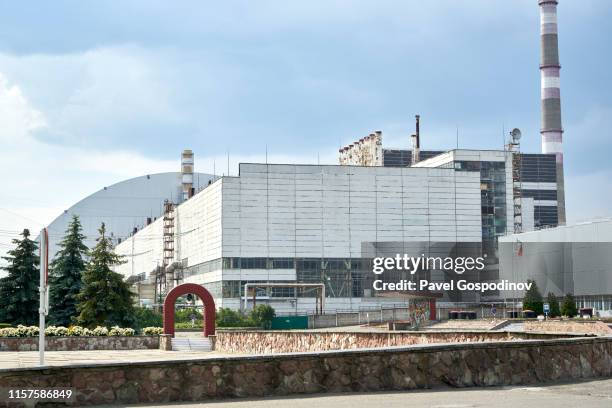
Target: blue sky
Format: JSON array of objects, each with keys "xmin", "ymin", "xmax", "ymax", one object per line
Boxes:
[{"xmin": 1, "ymin": 0, "xmax": 611, "ymax": 256}]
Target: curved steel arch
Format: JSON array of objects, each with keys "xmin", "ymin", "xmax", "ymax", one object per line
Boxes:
[{"xmin": 163, "ymin": 283, "xmax": 216, "ymax": 337}]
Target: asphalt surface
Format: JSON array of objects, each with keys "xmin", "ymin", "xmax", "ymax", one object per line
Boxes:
[{"xmin": 105, "ymin": 378, "xmax": 612, "ymax": 408}]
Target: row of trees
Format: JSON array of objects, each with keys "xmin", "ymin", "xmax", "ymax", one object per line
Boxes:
[
  {"xmin": 523, "ymin": 280, "xmax": 578, "ymax": 317},
  {"xmin": 0, "ymin": 216, "xmax": 136, "ymax": 328}
]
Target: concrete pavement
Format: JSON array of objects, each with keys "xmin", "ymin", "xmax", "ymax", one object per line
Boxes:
[{"xmin": 101, "ymin": 379, "xmax": 612, "ymax": 408}]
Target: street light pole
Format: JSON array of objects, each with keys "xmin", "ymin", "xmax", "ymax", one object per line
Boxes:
[{"xmin": 39, "ymin": 228, "xmax": 49, "ymax": 366}]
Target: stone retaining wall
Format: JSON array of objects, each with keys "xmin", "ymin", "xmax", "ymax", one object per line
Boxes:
[
  {"xmin": 0, "ymin": 336, "xmax": 159, "ymax": 352},
  {"xmin": 524, "ymin": 321, "xmax": 612, "ymax": 335},
  {"xmin": 214, "ymin": 330, "xmax": 584, "ymax": 354},
  {"xmin": 0, "ymin": 337, "xmax": 610, "ymax": 406}
]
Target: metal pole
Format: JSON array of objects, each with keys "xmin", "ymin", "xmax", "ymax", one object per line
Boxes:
[{"xmin": 39, "ymin": 228, "xmax": 48, "ymax": 366}]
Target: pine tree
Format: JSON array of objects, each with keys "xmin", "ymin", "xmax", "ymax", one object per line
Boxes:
[
  {"xmin": 522, "ymin": 279, "xmax": 544, "ymax": 315},
  {"xmin": 76, "ymin": 223, "xmax": 136, "ymax": 328},
  {"xmin": 0, "ymin": 229, "xmax": 40, "ymax": 325},
  {"xmin": 546, "ymin": 292, "xmax": 560, "ymax": 318},
  {"xmin": 561, "ymin": 293, "xmax": 578, "ymax": 317},
  {"xmin": 48, "ymin": 215, "xmax": 88, "ymax": 326}
]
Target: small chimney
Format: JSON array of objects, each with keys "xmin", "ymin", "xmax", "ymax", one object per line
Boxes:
[
  {"xmin": 181, "ymin": 149, "xmax": 194, "ymax": 202},
  {"xmin": 412, "ymin": 115, "xmax": 421, "ymax": 165}
]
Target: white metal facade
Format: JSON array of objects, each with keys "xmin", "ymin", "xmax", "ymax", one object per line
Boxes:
[
  {"xmin": 46, "ymin": 172, "xmax": 213, "ymax": 258},
  {"xmin": 115, "ymin": 163, "xmax": 482, "ymax": 312}
]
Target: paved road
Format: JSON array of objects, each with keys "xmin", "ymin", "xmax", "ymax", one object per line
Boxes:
[
  {"xmin": 0, "ymin": 350, "xmax": 237, "ymax": 370},
  {"xmin": 103, "ymin": 379, "xmax": 612, "ymax": 408}
]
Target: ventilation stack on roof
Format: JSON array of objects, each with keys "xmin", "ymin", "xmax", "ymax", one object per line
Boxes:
[
  {"xmin": 539, "ymin": 0, "xmax": 566, "ymax": 224},
  {"xmin": 181, "ymin": 149, "xmax": 194, "ymax": 202},
  {"xmin": 411, "ymin": 115, "xmax": 421, "ymax": 166}
]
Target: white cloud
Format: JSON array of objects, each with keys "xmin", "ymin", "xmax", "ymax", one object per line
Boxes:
[
  {"xmin": 0, "ymin": 73, "xmax": 46, "ymax": 141},
  {"xmin": 0, "ymin": 69, "xmax": 337, "ymax": 266}
]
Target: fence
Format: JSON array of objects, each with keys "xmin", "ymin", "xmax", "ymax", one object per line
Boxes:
[
  {"xmin": 435, "ymin": 303, "xmax": 523, "ymax": 320},
  {"xmin": 276, "ymin": 303, "xmax": 429, "ymax": 329}
]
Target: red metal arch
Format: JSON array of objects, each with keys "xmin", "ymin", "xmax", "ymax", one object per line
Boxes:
[{"xmin": 163, "ymin": 283, "xmax": 216, "ymax": 337}]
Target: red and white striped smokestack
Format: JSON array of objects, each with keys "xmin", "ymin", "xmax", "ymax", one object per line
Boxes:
[{"xmin": 539, "ymin": 0, "xmax": 566, "ymax": 225}]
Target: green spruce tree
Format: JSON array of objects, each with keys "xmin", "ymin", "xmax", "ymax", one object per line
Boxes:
[
  {"xmin": 522, "ymin": 279, "xmax": 544, "ymax": 315},
  {"xmin": 76, "ymin": 223, "xmax": 135, "ymax": 328},
  {"xmin": 561, "ymin": 293, "xmax": 578, "ymax": 317},
  {"xmin": 546, "ymin": 292, "xmax": 560, "ymax": 318},
  {"xmin": 48, "ymin": 215, "xmax": 88, "ymax": 326},
  {"xmin": 0, "ymin": 229, "xmax": 40, "ymax": 325}
]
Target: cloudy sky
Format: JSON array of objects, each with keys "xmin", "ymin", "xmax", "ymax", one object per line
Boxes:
[{"xmin": 1, "ymin": 0, "xmax": 611, "ymax": 261}]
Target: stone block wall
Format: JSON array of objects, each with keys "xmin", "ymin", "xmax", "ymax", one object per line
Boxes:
[
  {"xmin": 524, "ymin": 321, "xmax": 612, "ymax": 335},
  {"xmin": 214, "ymin": 330, "xmax": 583, "ymax": 354},
  {"xmin": 0, "ymin": 336, "xmax": 159, "ymax": 352},
  {"xmin": 0, "ymin": 337, "xmax": 610, "ymax": 406}
]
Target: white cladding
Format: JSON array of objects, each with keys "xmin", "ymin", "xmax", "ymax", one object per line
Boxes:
[
  {"xmin": 499, "ymin": 219, "xmax": 612, "ymax": 302},
  {"xmin": 114, "ymin": 180, "xmax": 223, "ymax": 280},
  {"xmin": 46, "ymin": 172, "xmax": 213, "ymax": 257},
  {"xmin": 221, "ymin": 163, "xmax": 482, "ymax": 260},
  {"xmin": 115, "ymin": 163, "xmax": 483, "ymax": 307}
]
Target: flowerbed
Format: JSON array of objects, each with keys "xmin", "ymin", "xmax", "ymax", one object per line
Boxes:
[{"xmin": 0, "ymin": 325, "xmax": 138, "ymax": 338}]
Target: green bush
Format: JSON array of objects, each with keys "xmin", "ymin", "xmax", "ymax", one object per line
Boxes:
[
  {"xmin": 133, "ymin": 306, "xmax": 162, "ymax": 330},
  {"xmin": 561, "ymin": 293, "xmax": 578, "ymax": 317},
  {"xmin": 175, "ymin": 322, "xmax": 203, "ymax": 329},
  {"xmin": 250, "ymin": 305, "xmax": 276, "ymax": 329},
  {"xmin": 175, "ymin": 308, "xmax": 202, "ymax": 324},
  {"xmin": 142, "ymin": 327, "xmax": 163, "ymax": 335},
  {"xmin": 0, "ymin": 323, "xmax": 11, "ymax": 329},
  {"xmin": 546, "ymin": 292, "xmax": 561, "ymax": 317},
  {"xmin": 216, "ymin": 308, "xmax": 248, "ymax": 327},
  {"xmin": 109, "ymin": 326, "xmax": 135, "ymax": 336},
  {"xmin": 522, "ymin": 280, "xmax": 544, "ymax": 315}
]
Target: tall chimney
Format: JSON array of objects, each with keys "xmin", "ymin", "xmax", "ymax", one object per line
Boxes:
[
  {"xmin": 539, "ymin": 0, "xmax": 566, "ymax": 225},
  {"xmin": 181, "ymin": 149, "xmax": 194, "ymax": 201}
]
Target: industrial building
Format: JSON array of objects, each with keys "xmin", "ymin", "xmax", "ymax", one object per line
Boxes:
[
  {"xmin": 114, "ymin": 161, "xmax": 484, "ymax": 311},
  {"xmin": 111, "ymin": 0, "xmax": 572, "ymax": 313},
  {"xmin": 45, "ymin": 150, "xmax": 213, "ymax": 256},
  {"xmin": 499, "ymin": 219, "xmax": 612, "ymax": 317}
]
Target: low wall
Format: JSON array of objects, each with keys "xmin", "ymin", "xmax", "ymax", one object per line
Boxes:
[
  {"xmin": 0, "ymin": 337, "xmax": 610, "ymax": 406},
  {"xmin": 214, "ymin": 330, "xmax": 585, "ymax": 354},
  {"xmin": 0, "ymin": 336, "xmax": 159, "ymax": 352},
  {"xmin": 524, "ymin": 321, "xmax": 612, "ymax": 335}
]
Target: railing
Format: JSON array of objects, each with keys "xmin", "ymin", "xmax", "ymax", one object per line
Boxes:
[{"xmin": 279, "ymin": 304, "xmax": 423, "ymax": 329}]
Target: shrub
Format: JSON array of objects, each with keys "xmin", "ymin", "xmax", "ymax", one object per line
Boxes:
[
  {"xmin": 250, "ymin": 305, "xmax": 276, "ymax": 329},
  {"xmin": 175, "ymin": 307, "xmax": 202, "ymax": 324},
  {"xmin": 16, "ymin": 325, "xmax": 39, "ymax": 337},
  {"xmin": 0, "ymin": 328, "xmax": 17, "ymax": 337},
  {"xmin": 68, "ymin": 326, "xmax": 91, "ymax": 336},
  {"xmin": 142, "ymin": 327, "xmax": 163, "ymax": 335},
  {"xmin": 109, "ymin": 326, "xmax": 135, "ymax": 336},
  {"xmin": 45, "ymin": 326, "xmax": 69, "ymax": 336},
  {"xmin": 545, "ymin": 292, "xmax": 561, "ymax": 317},
  {"xmin": 0, "ymin": 323, "xmax": 11, "ymax": 329},
  {"xmin": 216, "ymin": 308, "xmax": 248, "ymax": 327},
  {"xmin": 92, "ymin": 326, "xmax": 109, "ymax": 336},
  {"xmin": 522, "ymin": 280, "xmax": 543, "ymax": 315},
  {"xmin": 133, "ymin": 306, "xmax": 163, "ymax": 330},
  {"xmin": 561, "ymin": 293, "xmax": 578, "ymax": 317}
]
